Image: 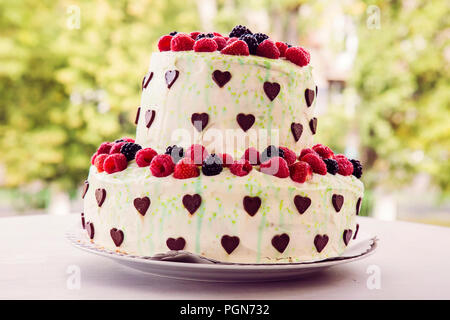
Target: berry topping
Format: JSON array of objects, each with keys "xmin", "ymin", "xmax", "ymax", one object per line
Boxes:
[
  {"xmin": 226, "ymin": 37, "xmax": 238, "ymax": 45},
  {"xmin": 202, "ymin": 154, "xmax": 223, "ymax": 176},
  {"xmin": 193, "ymin": 38, "xmax": 218, "ymax": 52},
  {"xmin": 150, "ymin": 154, "xmax": 175, "ymax": 177},
  {"xmin": 135, "ymin": 148, "xmax": 158, "ymax": 167},
  {"xmin": 212, "ymin": 36, "xmax": 227, "ymax": 50},
  {"xmin": 158, "ymin": 35, "xmax": 172, "ymax": 52},
  {"xmin": 91, "ymin": 152, "xmax": 98, "ymax": 165},
  {"xmin": 173, "ymin": 158, "xmax": 200, "ymax": 179},
  {"xmin": 260, "ymin": 157, "xmax": 290, "ymax": 178},
  {"xmin": 285, "ymin": 46, "xmax": 310, "ymax": 67},
  {"xmin": 261, "ymin": 145, "xmax": 284, "ymax": 163},
  {"xmin": 120, "ymin": 142, "xmax": 142, "ymax": 161},
  {"xmin": 103, "ymin": 153, "xmax": 128, "ymax": 174},
  {"xmin": 229, "ymin": 25, "xmax": 252, "ymax": 38},
  {"xmin": 220, "ymin": 40, "xmax": 250, "ymax": 56},
  {"xmin": 239, "ymin": 34, "xmax": 258, "ymax": 54},
  {"xmin": 279, "ymin": 146, "xmax": 296, "ymax": 166},
  {"xmin": 189, "ymin": 31, "xmax": 201, "ymax": 40},
  {"xmin": 218, "ymin": 153, "xmax": 234, "ymax": 167},
  {"xmin": 196, "ymin": 33, "xmax": 214, "ymax": 40},
  {"xmin": 169, "ymin": 31, "xmax": 178, "ymax": 36},
  {"xmin": 256, "ymin": 39, "xmax": 280, "ymax": 59},
  {"xmin": 213, "ymin": 32, "xmax": 223, "ymax": 37},
  {"xmin": 323, "ymin": 158, "xmax": 339, "ymax": 175},
  {"xmin": 114, "ymin": 137, "xmax": 135, "ymax": 143},
  {"xmin": 241, "ymin": 147, "xmax": 260, "ymax": 165},
  {"xmin": 165, "ymin": 145, "xmax": 184, "ymax": 163},
  {"xmin": 253, "ymin": 32, "xmax": 269, "ymax": 44},
  {"xmin": 230, "ymin": 159, "xmax": 253, "ymax": 177},
  {"xmin": 289, "ymin": 161, "xmax": 313, "ymax": 183},
  {"xmin": 312, "ymin": 144, "xmax": 334, "ymax": 159},
  {"xmin": 299, "ymin": 148, "xmax": 317, "ymax": 160},
  {"xmin": 186, "ymin": 144, "xmax": 209, "ymax": 165},
  {"xmin": 109, "ymin": 141, "xmax": 126, "ymax": 154},
  {"xmin": 350, "ymin": 159, "xmax": 363, "ymax": 178},
  {"xmin": 334, "ymin": 154, "xmax": 354, "ymax": 176},
  {"xmin": 170, "ymin": 33, "xmax": 195, "ymax": 51},
  {"xmin": 96, "ymin": 142, "xmax": 113, "ymax": 155},
  {"xmin": 94, "ymin": 154, "xmax": 108, "ymax": 173},
  {"xmin": 275, "ymin": 42, "xmax": 288, "ymax": 57},
  {"xmin": 300, "ymin": 152, "xmax": 327, "ymax": 175}
]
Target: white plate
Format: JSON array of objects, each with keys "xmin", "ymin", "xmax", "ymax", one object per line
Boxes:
[{"xmin": 66, "ymin": 227, "xmax": 378, "ymax": 282}]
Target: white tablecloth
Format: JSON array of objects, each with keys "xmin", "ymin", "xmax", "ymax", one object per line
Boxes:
[{"xmin": 1, "ymin": 214, "xmax": 449, "ymax": 299}]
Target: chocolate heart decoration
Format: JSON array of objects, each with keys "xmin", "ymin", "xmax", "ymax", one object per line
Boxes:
[
  {"xmin": 145, "ymin": 110, "xmax": 156, "ymax": 128},
  {"xmin": 305, "ymin": 88, "xmax": 315, "ymax": 107},
  {"xmin": 263, "ymin": 81, "xmax": 280, "ymax": 101},
  {"xmin": 243, "ymin": 196, "xmax": 261, "ymax": 217},
  {"xmin": 86, "ymin": 222, "xmax": 95, "ymax": 240},
  {"xmin": 221, "ymin": 235, "xmax": 240, "ymax": 254},
  {"xmin": 165, "ymin": 70, "xmax": 179, "ymax": 89},
  {"xmin": 134, "ymin": 196, "xmax": 151, "ymax": 216},
  {"xmin": 81, "ymin": 213, "xmax": 85, "ymax": 229},
  {"xmin": 110, "ymin": 228, "xmax": 124, "ymax": 247},
  {"xmin": 291, "ymin": 123, "xmax": 303, "ymax": 142},
  {"xmin": 314, "ymin": 234, "xmax": 329, "ymax": 253},
  {"xmin": 142, "ymin": 72, "xmax": 154, "ymax": 90},
  {"xmin": 212, "ymin": 70, "xmax": 231, "ymax": 88},
  {"xmin": 236, "ymin": 113, "xmax": 255, "ymax": 132},
  {"xmin": 353, "ymin": 224, "xmax": 359, "ymax": 240},
  {"xmin": 332, "ymin": 194, "xmax": 344, "ymax": 212},
  {"xmin": 95, "ymin": 188, "xmax": 106, "ymax": 207},
  {"xmin": 271, "ymin": 233, "xmax": 290, "ymax": 253},
  {"xmin": 294, "ymin": 195, "xmax": 311, "ymax": 214},
  {"xmin": 309, "ymin": 117, "xmax": 317, "ymax": 135},
  {"xmin": 356, "ymin": 197, "xmax": 362, "ymax": 215},
  {"xmin": 191, "ymin": 113, "xmax": 209, "ymax": 132},
  {"xmin": 166, "ymin": 237, "xmax": 186, "ymax": 251},
  {"xmin": 343, "ymin": 229, "xmax": 353, "ymax": 246},
  {"xmin": 81, "ymin": 180, "xmax": 89, "ymax": 199},
  {"xmin": 182, "ymin": 194, "xmax": 202, "ymax": 214},
  {"xmin": 135, "ymin": 107, "xmax": 141, "ymax": 125}
]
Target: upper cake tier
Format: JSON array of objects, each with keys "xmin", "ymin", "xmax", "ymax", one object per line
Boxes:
[{"xmin": 135, "ymin": 51, "xmax": 318, "ymax": 156}]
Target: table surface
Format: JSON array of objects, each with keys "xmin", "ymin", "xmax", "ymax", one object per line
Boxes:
[{"xmin": 1, "ymin": 214, "xmax": 450, "ymax": 300}]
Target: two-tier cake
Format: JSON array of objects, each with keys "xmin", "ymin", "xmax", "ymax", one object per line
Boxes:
[{"xmin": 81, "ymin": 26, "xmax": 364, "ymax": 264}]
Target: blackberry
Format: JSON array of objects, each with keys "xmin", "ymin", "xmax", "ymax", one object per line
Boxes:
[
  {"xmin": 120, "ymin": 142, "xmax": 142, "ymax": 161},
  {"xmin": 229, "ymin": 25, "xmax": 252, "ymax": 38},
  {"xmin": 114, "ymin": 138, "xmax": 125, "ymax": 143},
  {"xmin": 165, "ymin": 145, "xmax": 184, "ymax": 163},
  {"xmin": 253, "ymin": 32, "xmax": 269, "ymax": 44},
  {"xmin": 202, "ymin": 154, "xmax": 223, "ymax": 176},
  {"xmin": 286, "ymin": 43, "xmax": 292, "ymax": 48},
  {"xmin": 350, "ymin": 159, "xmax": 363, "ymax": 178},
  {"xmin": 196, "ymin": 33, "xmax": 214, "ymax": 40},
  {"xmin": 260, "ymin": 145, "xmax": 284, "ymax": 163},
  {"xmin": 239, "ymin": 34, "xmax": 258, "ymax": 54},
  {"xmin": 169, "ymin": 31, "xmax": 178, "ymax": 36},
  {"xmin": 324, "ymin": 158, "xmax": 339, "ymax": 175}
]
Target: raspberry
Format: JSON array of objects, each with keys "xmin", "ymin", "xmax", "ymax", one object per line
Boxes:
[
  {"xmin": 323, "ymin": 158, "xmax": 339, "ymax": 175},
  {"xmin": 226, "ymin": 37, "xmax": 238, "ymax": 45},
  {"xmin": 229, "ymin": 25, "xmax": 252, "ymax": 38},
  {"xmin": 158, "ymin": 35, "xmax": 172, "ymax": 52},
  {"xmin": 275, "ymin": 42, "xmax": 288, "ymax": 57},
  {"xmin": 312, "ymin": 144, "xmax": 334, "ymax": 159},
  {"xmin": 256, "ymin": 39, "xmax": 280, "ymax": 59},
  {"xmin": 91, "ymin": 152, "xmax": 98, "ymax": 165},
  {"xmin": 103, "ymin": 153, "xmax": 128, "ymax": 174},
  {"xmin": 202, "ymin": 154, "xmax": 223, "ymax": 176},
  {"xmin": 185, "ymin": 144, "xmax": 209, "ymax": 165},
  {"xmin": 213, "ymin": 36, "xmax": 227, "ymax": 50},
  {"xmin": 213, "ymin": 32, "xmax": 223, "ymax": 37},
  {"xmin": 109, "ymin": 141, "xmax": 126, "ymax": 154},
  {"xmin": 300, "ymin": 153, "xmax": 327, "ymax": 175},
  {"xmin": 221, "ymin": 40, "xmax": 249, "ymax": 56},
  {"xmin": 218, "ymin": 153, "xmax": 234, "ymax": 167},
  {"xmin": 173, "ymin": 158, "xmax": 200, "ymax": 179},
  {"xmin": 97, "ymin": 142, "xmax": 113, "ymax": 155},
  {"xmin": 150, "ymin": 154, "xmax": 175, "ymax": 177},
  {"xmin": 189, "ymin": 31, "xmax": 200, "ymax": 39},
  {"xmin": 230, "ymin": 159, "xmax": 253, "ymax": 177},
  {"xmin": 298, "ymin": 148, "xmax": 317, "ymax": 160},
  {"xmin": 334, "ymin": 154, "xmax": 354, "ymax": 176},
  {"xmin": 171, "ymin": 33, "xmax": 195, "ymax": 51},
  {"xmin": 165, "ymin": 145, "xmax": 184, "ymax": 163},
  {"xmin": 120, "ymin": 142, "xmax": 142, "ymax": 161},
  {"xmin": 135, "ymin": 148, "xmax": 158, "ymax": 167},
  {"xmin": 279, "ymin": 147, "xmax": 296, "ymax": 166},
  {"xmin": 289, "ymin": 161, "xmax": 313, "ymax": 183},
  {"xmin": 260, "ymin": 145, "xmax": 284, "ymax": 163},
  {"xmin": 241, "ymin": 147, "xmax": 260, "ymax": 165},
  {"xmin": 193, "ymin": 38, "xmax": 218, "ymax": 52},
  {"xmin": 239, "ymin": 34, "xmax": 258, "ymax": 54},
  {"xmin": 260, "ymin": 157, "xmax": 289, "ymax": 178},
  {"xmin": 285, "ymin": 46, "xmax": 310, "ymax": 67},
  {"xmin": 253, "ymin": 33, "xmax": 269, "ymax": 44},
  {"xmin": 94, "ymin": 153, "xmax": 108, "ymax": 173},
  {"xmin": 350, "ymin": 159, "xmax": 363, "ymax": 178}
]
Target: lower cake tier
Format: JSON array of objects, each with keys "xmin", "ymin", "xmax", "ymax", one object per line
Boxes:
[{"xmin": 82, "ymin": 163, "xmax": 364, "ymax": 264}]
